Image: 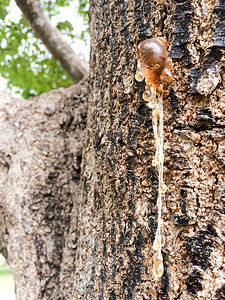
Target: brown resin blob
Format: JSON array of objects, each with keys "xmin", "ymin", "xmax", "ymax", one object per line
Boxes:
[{"xmin": 136, "ymin": 37, "xmax": 173, "ymax": 88}]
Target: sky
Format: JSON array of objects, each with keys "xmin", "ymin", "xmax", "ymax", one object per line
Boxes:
[{"xmin": 0, "ymin": 0, "xmax": 90, "ymax": 96}]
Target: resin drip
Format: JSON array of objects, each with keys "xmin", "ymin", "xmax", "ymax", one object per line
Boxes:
[{"xmin": 135, "ymin": 37, "xmax": 173, "ymax": 278}]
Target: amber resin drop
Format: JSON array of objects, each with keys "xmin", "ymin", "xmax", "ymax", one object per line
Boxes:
[{"xmin": 136, "ymin": 37, "xmax": 173, "ymax": 87}]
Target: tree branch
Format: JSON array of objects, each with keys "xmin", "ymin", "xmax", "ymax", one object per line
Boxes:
[{"xmin": 15, "ymin": 0, "xmax": 89, "ymax": 82}]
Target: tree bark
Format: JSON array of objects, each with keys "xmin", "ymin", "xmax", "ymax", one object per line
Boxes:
[
  {"xmin": 0, "ymin": 79, "xmax": 88, "ymax": 299},
  {"xmin": 15, "ymin": 0, "xmax": 89, "ymax": 82},
  {"xmin": 73, "ymin": 0, "xmax": 225, "ymax": 299},
  {"xmin": 1, "ymin": 0, "xmax": 225, "ymax": 299}
]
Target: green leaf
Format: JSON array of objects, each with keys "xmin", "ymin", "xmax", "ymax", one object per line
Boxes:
[{"xmin": 0, "ymin": 0, "xmax": 10, "ymax": 20}]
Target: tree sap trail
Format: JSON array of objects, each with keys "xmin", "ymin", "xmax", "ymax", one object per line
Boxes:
[
  {"xmin": 136, "ymin": 36, "xmax": 173, "ymax": 278},
  {"xmin": 152, "ymin": 91, "xmax": 165, "ymax": 279}
]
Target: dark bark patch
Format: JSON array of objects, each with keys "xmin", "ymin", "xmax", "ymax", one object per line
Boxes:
[
  {"xmin": 168, "ymin": 89, "xmax": 179, "ymax": 110},
  {"xmin": 87, "ymin": 239, "xmax": 97, "ymax": 297},
  {"xmin": 203, "ymin": 48, "xmax": 223, "ymax": 66},
  {"xmin": 72, "ymin": 155, "xmax": 82, "ymax": 180},
  {"xmin": 99, "ymin": 263, "xmax": 107, "ymax": 300},
  {"xmin": 189, "ymin": 68, "xmax": 202, "ymax": 93},
  {"xmin": 136, "ymin": 103, "xmax": 151, "ymax": 122},
  {"xmin": 120, "ymin": 0, "xmax": 131, "ymax": 62},
  {"xmin": 111, "ymin": 221, "xmax": 116, "ymax": 254},
  {"xmin": 180, "ymin": 189, "xmax": 187, "ymax": 199},
  {"xmin": 134, "ymin": 0, "xmax": 151, "ymax": 40},
  {"xmin": 157, "ymin": 252, "xmax": 169, "ymax": 299},
  {"xmin": 120, "ymin": 104, "xmax": 130, "ymax": 120},
  {"xmin": 48, "ymin": 171, "xmax": 59, "ymax": 179},
  {"xmin": 185, "ymin": 230, "xmax": 214, "ymax": 270},
  {"xmin": 143, "ymin": 0, "xmax": 151, "ymax": 17},
  {"xmin": 186, "ymin": 270, "xmax": 203, "ymax": 295},
  {"xmin": 213, "ymin": 284, "xmax": 225, "ymax": 300},
  {"xmin": 122, "ymin": 230, "xmax": 145, "ymax": 299},
  {"xmin": 109, "ymin": 37, "xmax": 118, "ymax": 66},
  {"xmin": 206, "ymin": 224, "xmax": 218, "ymax": 237},
  {"xmin": 127, "ymin": 126, "xmax": 139, "ymax": 148},
  {"xmin": 112, "ymin": 261, "xmax": 117, "ymax": 282},
  {"xmin": 118, "ymin": 90, "xmax": 130, "ymax": 104},
  {"xmin": 190, "ymin": 108, "xmax": 216, "ymax": 131},
  {"xmin": 109, "ymin": 289, "xmax": 117, "ymax": 300},
  {"xmin": 172, "ymin": 15, "xmax": 192, "ymax": 46},
  {"xmin": 119, "ymin": 256, "xmax": 123, "ymax": 266},
  {"xmin": 170, "ymin": 45, "xmax": 189, "ymax": 62},
  {"xmin": 126, "ymin": 156, "xmax": 137, "ymax": 186},
  {"xmin": 119, "ymin": 216, "xmax": 133, "ymax": 253},
  {"xmin": 189, "ymin": 48, "xmax": 223, "ymax": 94},
  {"xmin": 148, "ymin": 216, "xmax": 158, "ymax": 244},
  {"xmin": 147, "ymin": 166, "xmax": 159, "ymax": 186},
  {"xmin": 170, "ymin": 0, "xmax": 193, "ymax": 65},
  {"xmin": 173, "ymin": 214, "xmax": 189, "ymax": 226},
  {"xmin": 179, "ymin": 189, "xmax": 188, "ymax": 214},
  {"xmin": 212, "ymin": 0, "xmax": 225, "ymax": 47}
]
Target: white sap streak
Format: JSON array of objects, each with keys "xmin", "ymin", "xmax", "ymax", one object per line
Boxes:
[
  {"xmin": 135, "ymin": 72, "xmax": 166, "ymax": 278},
  {"xmin": 152, "ymin": 89, "xmax": 165, "ymax": 278}
]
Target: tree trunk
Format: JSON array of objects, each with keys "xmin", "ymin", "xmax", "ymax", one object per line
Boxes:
[
  {"xmin": 0, "ymin": 80, "xmax": 88, "ymax": 299},
  {"xmin": 1, "ymin": 0, "xmax": 225, "ymax": 299}
]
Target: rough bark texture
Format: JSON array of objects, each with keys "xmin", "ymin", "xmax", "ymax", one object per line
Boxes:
[
  {"xmin": 0, "ymin": 0, "xmax": 225, "ymax": 300},
  {"xmin": 73, "ymin": 0, "xmax": 225, "ymax": 299},
  {"xmin": 0, "ymin": 79, "xmax": 88, "ymax": 299},
  {"xmin": 15, "ymin": 0, "xmax": 89, "ymax": 82}
]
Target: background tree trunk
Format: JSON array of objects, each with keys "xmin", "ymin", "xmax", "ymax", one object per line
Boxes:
[
  {"xmin": 0, "ymin": 80, "xmax": 88, "ymax": 299},
  {"xmin": 0, "ymin": 0, "xmax": 225, "ymax": 299}
]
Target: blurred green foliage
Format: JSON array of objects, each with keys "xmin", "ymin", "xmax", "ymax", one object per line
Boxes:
[
  {"xmin": 76, "ymin": 0, "xmax": 89, "ymax": 43},
  {"xmin": 0, "ymin": 0, "xmax": 89, "ymax": 98}
]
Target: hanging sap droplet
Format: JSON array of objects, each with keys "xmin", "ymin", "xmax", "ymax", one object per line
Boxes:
[
  {"xmin": 147, "ymin": 101, "xmax": 156, "ymax": 109},
  {"xmin": 143, "ymin": 89, "xmax": 156, "ymax": 102},
  {"xmin": 160, "ymin": 67, "xmax": 173, "ymax": 83},
  {"xmin": 135, "ymin": 69, "xmax": 144, "ymax": 82},
  {"xmin": 153, "ymin": 237, "xmax": 161, "ymax": 250},
  {"xmin": 152, "ymin": 104, "xmax": 160, "ymax": 117},
  {"xmin": 153, "ymin": 250, "xmax": 164, "ymax": 278},
  {"xmin": 159, "ymin": 183, "xmax": 167, "ymax": 193}
]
